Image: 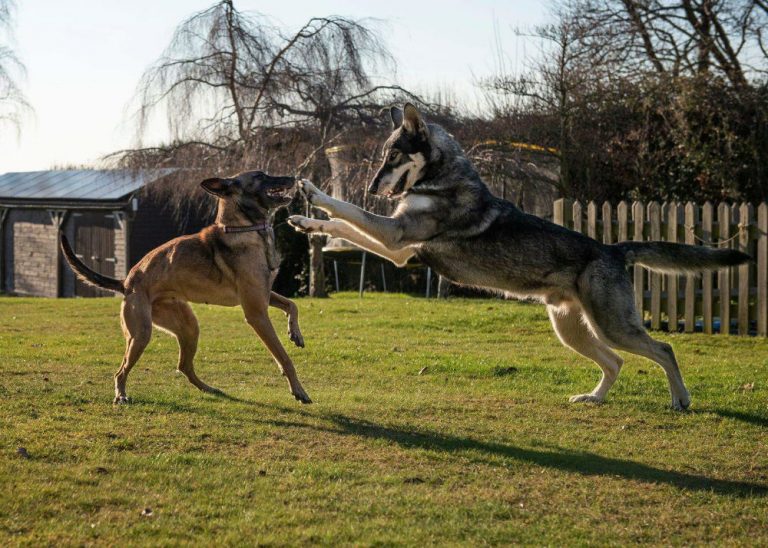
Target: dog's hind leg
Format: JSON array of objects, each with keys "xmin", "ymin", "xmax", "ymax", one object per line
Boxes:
[
  {"xmin": 114, "ymin": 295, "xmax": 152, "ymax": 404},
  {"xmin": 548, "ymin": 303, "xmax": 624, "ymax": 404},
  {"xmin": 579, "ymin": 263, "xmax": 691, "ymax": 410},
  {"xmin": 152, "ymin": 300, "xmax": 220, "ymax": 394}
]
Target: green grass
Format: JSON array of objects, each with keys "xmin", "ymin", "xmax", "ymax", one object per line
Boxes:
[{"xmin": 0, "ymin": 293, "xmax": 766, "ymax": 546}]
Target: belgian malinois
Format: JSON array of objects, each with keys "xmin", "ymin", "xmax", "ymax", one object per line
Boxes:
[{"xmin": 61, "ymin": 171, "xmax": 312, "ymax": 404}]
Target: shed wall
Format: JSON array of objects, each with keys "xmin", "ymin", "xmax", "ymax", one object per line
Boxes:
[
  {"xmin": 1, "ymin": 196, "xmax": 207, "ymax": 297},
  {"xmin": 6, "ymin": 209, "xmax": 58, "ymax": 297}
]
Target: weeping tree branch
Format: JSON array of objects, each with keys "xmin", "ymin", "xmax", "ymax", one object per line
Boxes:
[{"xmin": 0, "ymin": 0, "xmax": 31, "ymax": 135}]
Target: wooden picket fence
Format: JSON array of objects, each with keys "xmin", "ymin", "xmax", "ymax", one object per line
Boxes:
[{"xmin": 553, "ymin": 199, "xmax": 768, "ymax": 337}]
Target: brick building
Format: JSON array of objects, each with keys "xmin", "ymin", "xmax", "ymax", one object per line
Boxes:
[{"xmin": 0, "ymin": 169, "xmax": 206, "ymax": 297}]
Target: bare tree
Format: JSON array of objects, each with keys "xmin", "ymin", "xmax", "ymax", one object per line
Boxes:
[
  {"xmin": 481, "ymin": 4, "xmax": 605, "ymax": 195},
  {"xmin": 130, "ymin": 1, "xmax": 413, "ymax": 155},
  {"xmin": 480, "ymin": 0, "xmax": 768, "ymax": 203},
  {"xmin": 577, "ymin": 0, "xmax": 768, "ymax": 85},
  {"xmin": 0, "ymin": 0, "xmax": 30, "ymax": 134},
  {"xmin": 115, "ymin": 0, "xmax": 420, "ymax": 296}
]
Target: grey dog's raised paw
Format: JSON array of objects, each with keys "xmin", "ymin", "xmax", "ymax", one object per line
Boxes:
[
  {"xmin": 299, "ymin": 179, "xmax": 317, "ymax": 195},
  {"xmin": 288, "ymin": 215, "xmax": 322, "ymax": 235},
  {"xmin": 287, "ymin": 215, "xmax": 309, "ymax": 231},
  {"xmin": 299, "ymin": 179, "xmax": 331, "ymax": 209}
]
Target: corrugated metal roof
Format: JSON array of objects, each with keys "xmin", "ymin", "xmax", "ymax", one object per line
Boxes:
[{"xmin": 0, "ymin": 169, "xmax": 177, "ymax": 201}]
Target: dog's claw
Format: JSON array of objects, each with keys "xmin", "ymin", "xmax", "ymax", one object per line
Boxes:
[{"xmin": 113, "ymin": 395, "xmax": 131, "ymax": 405}]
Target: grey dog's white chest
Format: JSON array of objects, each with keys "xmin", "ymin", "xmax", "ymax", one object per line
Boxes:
[{"xmin": 396, "ymin": 194, "xmax": 436, "ymax": 214}]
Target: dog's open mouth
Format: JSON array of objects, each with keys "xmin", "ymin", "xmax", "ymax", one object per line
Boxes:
[
  {"xmin": 266, "ymin": 186, "xmax": 293, "ymax": 199},
  {"xmin": 382, "ymin": 171, "xmax": 409, "ymax": 199}
]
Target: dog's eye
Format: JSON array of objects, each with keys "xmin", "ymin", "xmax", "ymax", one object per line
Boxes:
[{"xmin": 388, "ymin": 150, "xmax": 401, "ymax": 162}]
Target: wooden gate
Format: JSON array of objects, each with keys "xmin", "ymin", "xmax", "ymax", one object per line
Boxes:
[{"xmin": 73, "ymin": 213, "xmax": 116, "ymax": 297}]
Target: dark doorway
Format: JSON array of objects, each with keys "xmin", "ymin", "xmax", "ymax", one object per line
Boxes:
[{"xmin": 73, "ymin": 213, "xmax": 116, "ymax": 297}]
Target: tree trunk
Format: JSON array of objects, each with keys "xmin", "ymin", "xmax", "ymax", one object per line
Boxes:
[
  {"xmin": 308, "ymin": 234, "xmax": 327, "ymax": 297},
  {"xmin": 308, "ymin": 161, "xmax": 328, "ymax": 298}
]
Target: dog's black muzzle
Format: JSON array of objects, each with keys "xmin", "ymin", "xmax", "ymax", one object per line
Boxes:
[{"xmin": 367, "ymin": 172, "xmax": 382, "ymax": 195}]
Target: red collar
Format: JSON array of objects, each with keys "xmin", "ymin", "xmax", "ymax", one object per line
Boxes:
[{"xmin": 220, "ymin": 221, "xmax": 271, "ymax": 233}]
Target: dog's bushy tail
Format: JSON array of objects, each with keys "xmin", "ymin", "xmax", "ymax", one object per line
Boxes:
[
  {"xmin": 60, "ymin": 234, "xmax": 125, "ymax": 294},
  {"xmin": 615, "ymin": 241, "xmax": 751, "ymax": 273}
]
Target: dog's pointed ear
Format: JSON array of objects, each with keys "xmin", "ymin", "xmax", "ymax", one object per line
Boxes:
[
  {"xmin": 389, "ymin": 105, "xmax": 403, "ymax": 129},
  {"xmin": 200, "ymin": 177, "xmax": 233, "ymax": 197},
  {"xmin": 402, "ymin": 103, "xmax": 428, "ymax": 136}
]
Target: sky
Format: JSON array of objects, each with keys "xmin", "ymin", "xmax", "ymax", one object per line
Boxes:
[{"xmin": 0, "ymin": 0, "xmax": 549, "ymax": 172}]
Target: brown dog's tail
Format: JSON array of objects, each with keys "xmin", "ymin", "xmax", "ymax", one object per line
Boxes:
[{"xmin": 60, "ymin": 234, "xmax": 125, "ymax": 294}]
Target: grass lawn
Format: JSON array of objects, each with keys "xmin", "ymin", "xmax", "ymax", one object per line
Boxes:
[{"xmin": 0, "ymin": 293, "xmax": 766, "ymax": 545}]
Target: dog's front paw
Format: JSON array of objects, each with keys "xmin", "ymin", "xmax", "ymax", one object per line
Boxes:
[
  {"xmin": 299, "ymin": 179, "xmax": 332, "ymax": 210},
  {"xmin": 288, "ymin": 215, "xmax": 314, "ymax": 234},
  {"xmin": 288, "ymin": 215, "xmax": 326, "ymax": 235}
]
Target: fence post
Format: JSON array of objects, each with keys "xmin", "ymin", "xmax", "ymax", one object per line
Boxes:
[
  {"xmin": 718, "ymin": 202, "xmax": 732, "ymax": 335},
  {"xmin": 588, "ymin": 201, "xmax": 598, "ymax": 240},
  {"xmin": 648, "ymin": 202, "xmax": 662, "ymax": 330},
  {"xmin": 617, "ymin": 201, "xmax": 629, "ymax": 242},
  {"xmin": 633, "ymin": 201, "xmax": 645, "ymax": 314},
  {"xmin": 667, "ymin": 202, "xmax": 680, "ymax": 331},
  {"xmin": 758, "ymin": 203, "xmax": 767, "ymax": 337},
  {"xmin": 573, "ymin": 201, "xmax": 583, "ymax": 234},
  {"xmin": 684, "ymin": 202, "xmax": 698, "ymax": 333},
  {"xmin": 738, "ymin": 203, "xmax": 754, "ymax": 335},
  {"xmin": 554, "ymin": 198, "xmax": 564, "ymax": 226},
  {"xmin": 553, "ymin": 198, "xmax": 573, "ymax": 228},
  {"xmin": 702, "ymin": 202, "xmax": 714, "ymax": 334},
  {"xmin": 602, "ymin": 201, "xmax": 613, "ymax": 243}
]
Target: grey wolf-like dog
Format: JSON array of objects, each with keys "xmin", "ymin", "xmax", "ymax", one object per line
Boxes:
[
  {"xmin": 61, "ymin": 171, "xmax": 312, "ymax": 404},
  {"xmin": 289, "ymin": 103, "xmax": 750, "ymax": 410}
]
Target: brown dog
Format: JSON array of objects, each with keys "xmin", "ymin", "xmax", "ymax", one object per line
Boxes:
[{"xmin": 60, "ymin": 171, "xmax": 312, "ymax": 404}]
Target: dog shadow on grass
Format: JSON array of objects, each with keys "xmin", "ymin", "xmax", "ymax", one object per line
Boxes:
[
  {"xmin": 318, "ymin": 413, "xmax": 767, "ymax": 498},
  {"xmin": 709, "ymin": 408, "xmax": 768, "ymax": 428},
  {"xmin": 143, "ymin": 395, "xmax": 766, "ymax": 497}
]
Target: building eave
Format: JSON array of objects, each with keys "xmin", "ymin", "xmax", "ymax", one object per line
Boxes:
[{"xmin": 0, "ymin": 195, "xmax": 135, "ymax": 210}]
